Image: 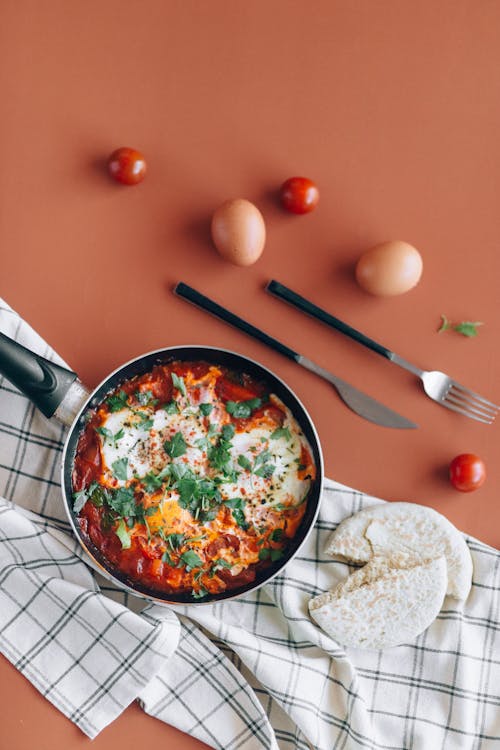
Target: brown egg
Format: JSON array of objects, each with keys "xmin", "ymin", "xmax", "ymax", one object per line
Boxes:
[
  {"xmin": 355, "ymin": 240, "xmax": 423, "ymax": 296},
  {"xmin": 211, "ymin": 199, "xmax": 266, "ymax": 266}
]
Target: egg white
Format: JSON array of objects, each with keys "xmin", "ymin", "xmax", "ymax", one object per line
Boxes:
[{"xmin": 98, "ymin": 397, "xmax": 312, "ymax": 525}]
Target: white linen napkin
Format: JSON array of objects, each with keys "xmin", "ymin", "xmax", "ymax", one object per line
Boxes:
[{"xmin": 0, "ymin": 298, "xmax": 499, "ymax": 749}]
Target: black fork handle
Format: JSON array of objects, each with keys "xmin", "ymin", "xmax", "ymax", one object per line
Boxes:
[{"xmin": 266, "ymin": 280, "xmax": 394, "ymax": 360}]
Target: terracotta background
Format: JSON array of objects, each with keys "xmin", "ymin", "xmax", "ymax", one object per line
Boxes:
[{"xmin": 1, "ymin": 1, "xmax": 499, "ymax": 747}]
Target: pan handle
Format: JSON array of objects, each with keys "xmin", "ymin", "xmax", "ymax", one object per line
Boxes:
[{"xmin": 0, "ymin": 331, "xmax": 79, "ymax": 419}]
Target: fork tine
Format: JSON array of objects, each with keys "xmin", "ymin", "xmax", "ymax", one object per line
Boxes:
[
  {"xmin": 445, "ymin": 392, "xmax": 496, "ymax": 422},
  {"xmin": 448, "ymin": 382, "xmax": 500, "ymax": 412},
  {"xmin": 447, "ymin": 386, "xmax": 499, "ymax": 418},
  {"xmin": 442, "ymin": 395, "xmax": 494, "ymax": 424}
]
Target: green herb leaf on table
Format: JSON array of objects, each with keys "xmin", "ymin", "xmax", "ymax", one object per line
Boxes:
[{"xmin": 438, "ymin": 314, "xmax": 483, "ymax": 337}]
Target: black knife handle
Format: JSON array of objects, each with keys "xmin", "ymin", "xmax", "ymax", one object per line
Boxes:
[
  {"xmin": 174, "ymin": 283, "xmax": 300, "ymax": 362},
  {"xmin": 0, "ymin": 331, "xmax": 77, "ymax": 418},
  {"xmin": 267, "ymin": 280, "xmax": 393, "ymax": 360}
]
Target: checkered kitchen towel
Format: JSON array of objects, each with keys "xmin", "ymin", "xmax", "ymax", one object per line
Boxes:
[{"xmin": 0, "ymin": 299, "xmax": 499, "ymax": 749}]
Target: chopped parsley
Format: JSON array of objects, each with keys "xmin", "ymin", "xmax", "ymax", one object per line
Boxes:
[
  {"xmin": 107, "ymin": 486, "xmax": 137, "ymax": 518},
  {"xmin": 134, "ymin": 389, "xmax": 158, "ymax": 406},
  {"xmin": 270, "ymin": 528, "xmax": 284, "ymax": 542},
  {"xmin": 72, "ymin": 481, "xmax": 110, "ymax": 514},
  {"xmin": 237, "ymin": 455, "xmax": 252, "ymax": 471},
  {"xmin": 207, "ymin": 424, "xmax": 235, "ymax": 474},
  {"xmin": 176, "ymin": 472, "xmax": 221, "ymax": 522},
  {"xmin": 171, "ymin": 372, "xmax": 187, "ymax": 396},
  {"xmin": 115, "ymin": 519, "xmax": 132, "ymax": 549},
  {"xmin": 163, "ymin": 400, "xmax": 179, "ymax": 415},
  {"xmin": 210, "ymin": 558, "xmax": 232, "ymax": 576},
  {"xmin": 223, "ymin": 497, "xmax": 248, "ymax": 529},
  {"xmin": 163, "ymin": 431, "xmax": 187, "ymax": 458},
  {"xmin": 199, "ymin": 403, "xmax": 214, "ymax": 416},
  {"xmin": 106, "ymin": 390, "xmax": 129, "ymax": 412},
  {"xmin": 191, "ymin": 586, "xmax": 208, "ymax": 599},
  {"xmin": 164, "ymin": 532, "xmax": 186, "ymax": 551},
  {"xmin": 135, "ymin": 411, "xmax": 154, "ymax": 430},
  {"xmin": 180, "ymin": 549, "xmax": 203, "ymax": 571},
  {"xmin": 96, "ymin": 426, "xmax": 124, "ymax": 445},
  {"xmin": 142, "ymin": 468, "xmax": 169, "ymax": 493},
  {"xmin": 111, "ymin": 457, "xmax": 129, "ymax": 481},
  {"xmin": 225, "ymin": 397, "xmax": 262, "ymax": 419},
  {"xmin": 270, "ymin": 427, "xmax": 291, "ymax": 441}
]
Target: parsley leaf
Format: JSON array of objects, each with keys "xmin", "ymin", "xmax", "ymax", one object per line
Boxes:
[
  {"xmin": 142, "ymin": 469, "xmax": 169, "ymax": 493},
  {"xmin": 164, "ymin": 432, "xmax": 187, "ymax": 458},
  {"xmin": 270, "ymin": 427, "xmax": 291, "ymax": 441},
  {"xmin": 223, "ymin": 497, "xmax": 248, "ymax": 529},
  {"xmin": 199, "ymin": 403, "xmax": 214, "ymax": 416},
  {"xmin": 270, "ymin": 548, "xmax": 284, "ymax": 562},
  {"xmin": 438, "ymin": 314, "xmax": 484, "ymax": 337},
  {"xmin": 164, "ymin": 400, "xmax": 179, "ymax": 414},
  {"xmin": 107, "ymin": 487, "xmax": 136, "ymax": 517},
  {"xmin": 211, "ymin": 558, "xmax": 232, "ymax": 574},
  {"xmin": 72, "ymin": 490, "xmax": 88, "ymax": 514},
  {"xmin": 270, "ymin": 528, "xmax": 284, "ymax": 542},
  {"xmin": 192, "ymin": 586, "xmax": 208, "ymax": 599},
  {"xmin": 165, "ymin": 532, "xmax": 186, "ymax": 550},
  {"xmin": 106, "ymin": 390, "xmax": 129, "ymax": 412},
  {"xmin": 454, "ymin": 321, "xmax": 484, "ymax": 337},
  {"xmin": 135, "ymin": 411, "xmax": 154, "ymax": 430},
  {"xmin": 232, "ymin": 509, "xmax": 248, "ymax": 529},
  {"xmin": 171, "ymin": 372, "xmax": 187, "ymax": 396},
  {"xmin": 258, "ymin": 547, "xmax": 271, "ymax": 561},
  {"xmin": 224, "ymin": 497, "xmax": 245, "ymax": 510},
  {"xmin": 180, "ymin": 550, "xmax": 203, "ymax": 571},
  {"xmin": 238, "ymin": 454, "xmax": 252, "ymax": 471},
  {"xmin": 225, "ymin": 397, "xmax": 262, "ymax": 419},
  {"xmin": 111, "ymin": 457, "xmax": 128, "ymax": 481},
  {"xmin": 115, "ymin": 519, "xmax": 132, "ymax": 549},
  {"xmin": 161, "ymin": 549, "xmax": 174, "ymax": 565},
  {"xmin": 207, "ymin": 426, "xmax": 234, "ymax": 474},
  {"xmin": 135, "ymin": 389, "xmax": 158, "ymax": 406}
]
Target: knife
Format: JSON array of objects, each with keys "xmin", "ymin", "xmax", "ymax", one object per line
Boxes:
[{"xmin": 174, "ymin": 282, "xmax": 417, "ymax": 429}]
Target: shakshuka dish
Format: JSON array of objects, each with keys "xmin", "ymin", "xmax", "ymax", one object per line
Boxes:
[{"xmin": 72, "ymin": 361, "xmax": 316, "ymax": 598}]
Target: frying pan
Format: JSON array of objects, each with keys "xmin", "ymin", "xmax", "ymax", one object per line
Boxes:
[{"xmin": 0, "ymin": 334, "xmax": 323, "ymax": 605}]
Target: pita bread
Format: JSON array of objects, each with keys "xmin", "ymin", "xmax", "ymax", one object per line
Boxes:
[
  {"xmin": 309, "ymin": 556, "xmax": 448, "ymax": 649},
  {"xmin": 325, "ymin": 502, "xmax": 472, "ymax": 600}
]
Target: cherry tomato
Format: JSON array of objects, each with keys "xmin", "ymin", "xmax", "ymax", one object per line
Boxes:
[
  {"xmin": 449, "ymin": 453, "xmax": 486, "ymax": 492},
  {"xmin": 280, "ymin": 176, "xmax": 319, "ymax": 214},
  {"xmin": 108, "ymin": 147, "xmax": 147, "ymax": 185}
]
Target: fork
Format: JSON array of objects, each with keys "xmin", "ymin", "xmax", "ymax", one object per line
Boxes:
[{"xmin": 267, "ymin": 280, "xmax": 499, "ymax": 425}]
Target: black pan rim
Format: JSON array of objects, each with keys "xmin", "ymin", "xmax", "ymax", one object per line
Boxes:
[{"xmin": 61, "ymin": 344, "xmax": 324, "ymax": 605}]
